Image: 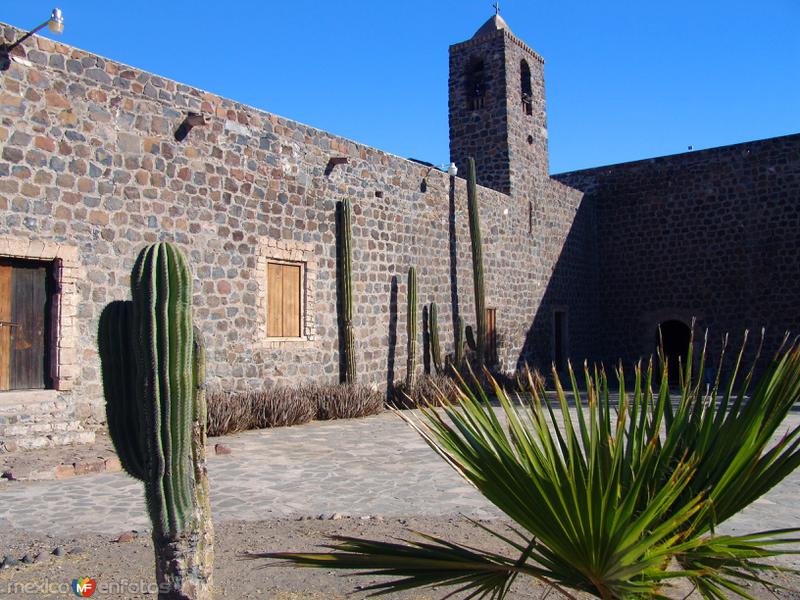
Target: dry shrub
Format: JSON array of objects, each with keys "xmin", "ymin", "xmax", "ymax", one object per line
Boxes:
[
  {"xmin": 252, "ymin": 387, "xmax": 316, "ymax": 428},
  {"xmin": 308, "ymin": 383, "xmax": 384, "ymax": 421},
  {"xmin": 207, "ymin": 383, "xmax": 382, "ymax": 436},
  {"xmin": 206, "ymin": 387, "xmax": 315, "ymax": 437},
  {"xmin": 390, "ymin": 373, "xmax": 459, "ymax": 409},
  {"xmin": 207, "ymin": 389, "xmax": 255, "ymax": 437}
]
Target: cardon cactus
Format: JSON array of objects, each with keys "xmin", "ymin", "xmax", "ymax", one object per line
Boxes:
[
  {"xmin": 429, "ymin": 302, "xmax": 443, "ymax": 374},
  {"xmin": 337, "ymin": 199, "xmax": 357, "ymax": 383},
  {"xmin": 406, "ymin": 266, "xmax": 417, "ymax": 387},
  {"xmin": 98, "ymin": 242, "xmax": 213, "ymax": 600},
  {"xmin": 467, "ymin": 157, "xmax": 486, "ymax": 367}
]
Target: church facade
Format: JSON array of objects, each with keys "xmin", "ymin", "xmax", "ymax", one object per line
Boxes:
[{"xmin": 0, "ymin": 14, "xmax": 797, "ymax": 449}]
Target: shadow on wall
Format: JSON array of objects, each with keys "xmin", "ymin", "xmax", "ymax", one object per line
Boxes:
[
  {"xmin": 519, "ymin": 175, "xmax": 794, "ymax": 386},
  {"xmin": 516, "ymin": 190, "xmax": 599, "ymax": 382},
  {"xmin": 513, "ymin": 189, "xmax": 749, "ymax": 384},
  {"xmin": 386, "ymin": 275, "xmax": 398, "ymax": 394},
  {"xmin": 422, "ymin": 305, "xmax": 431, "ymax": 374},
  {"xmin": 335, "ymin": 202, "xmax": 348, "ymax": 383}
]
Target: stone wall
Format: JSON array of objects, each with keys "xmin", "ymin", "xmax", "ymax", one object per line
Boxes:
[
  {"xmin": 0, "ymin": 23, "xmax": 586, "ymax": 428},
  {"xmin": 449, "ymin": 31, "xmax": 511, "ymax": 195},
  {"xmin": 555, "ymin": 133, "xmax": 800, "ymax": 373},
  {"xmin": 448, "ymin": 26, "xmax": 548, "ymax": 199},
  {"xmin": 501, "ymin": 30, "xmax": 549, "ymax": 200},
  {"xmin": 8, "ymin": 14, "xmax": 794, "ymax": 443}
]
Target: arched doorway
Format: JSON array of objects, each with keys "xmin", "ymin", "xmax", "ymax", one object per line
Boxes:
[{"xmin": 656, "ymin": 320, "xmax": 691, "ymax": 386}]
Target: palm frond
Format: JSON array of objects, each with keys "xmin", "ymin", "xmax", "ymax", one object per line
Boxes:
[
  {"xmin": 252, "ymin": 532, "xmax": 577, "ymax": 599},
  {"xmin": 258, "ymin": 332, "xmax": 800, "ymax": 599}
]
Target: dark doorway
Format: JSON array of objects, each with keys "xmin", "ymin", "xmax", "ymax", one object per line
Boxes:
[
  {"xmin": 0, "ymin": 257, "xmax": 57, "ymax": 391},
  {"xmin": 657, "ymin": 320, "xmax": 691, "ymax": 386}
]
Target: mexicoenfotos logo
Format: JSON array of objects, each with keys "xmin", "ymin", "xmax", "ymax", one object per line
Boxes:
[{"xmin": 71, "ymin": 577, "xmax": 97, "ymax": 597}]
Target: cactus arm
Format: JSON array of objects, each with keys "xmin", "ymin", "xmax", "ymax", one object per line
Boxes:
[
  {"xmin": 98, "ymin": 300, "xmax": 147, "ymax": 481},
  {"xmin": 131, "ymin": 245, "xmax": 168, "ymax": 537},
  {"xmin": 167, "ymin": 245, "xmax": 193, "ymax": 534},
  {"xmin": 191, "ymin": 324, "xmax": 214, "ymax": 576},
  {"xmin": 161, "ymin": 246, "xmax": 181, "ymax": 536},
  {"xmin": 192, "ymin": 325, "xmax": 207, "ymax": 445},
  {"xmin": 466, "ymin": 157, "xmax": 486, "ymax": 366},
  {"xmin": 406, "ymin": 266, "xmax": 417, "ymax": 387}
]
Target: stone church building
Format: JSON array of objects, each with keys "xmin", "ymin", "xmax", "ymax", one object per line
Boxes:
[{"xmin": 0, "ymin": 14, "xmax": 798, "ymax": 449}]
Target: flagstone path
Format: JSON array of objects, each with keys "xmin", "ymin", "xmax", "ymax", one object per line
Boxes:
[{"xmin": 1, "ymin": 410, "xmax": 798, "ymax": 546}]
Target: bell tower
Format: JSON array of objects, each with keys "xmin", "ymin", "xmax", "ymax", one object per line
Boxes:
[{"xmin": 448, "ymin": 11, "xmax": 548, "ymax": 198}]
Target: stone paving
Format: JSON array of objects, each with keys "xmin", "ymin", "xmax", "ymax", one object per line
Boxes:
[{"xmin": 1, "ymin": 410, "xmax": 799, "ymax": 542}]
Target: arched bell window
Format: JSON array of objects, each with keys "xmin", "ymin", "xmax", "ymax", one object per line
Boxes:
[
  {"xmin": 520, "ymin": 59, "xmax": 532, "ymax": 116},
  {"xmin": 466, "ymin": 56, "xmax": 486, "ymax": 110}
]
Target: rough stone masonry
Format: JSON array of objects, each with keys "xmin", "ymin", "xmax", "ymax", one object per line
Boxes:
[{"xmin": 0, "ymin": 13, "xmax": 797, "ymax": 449}]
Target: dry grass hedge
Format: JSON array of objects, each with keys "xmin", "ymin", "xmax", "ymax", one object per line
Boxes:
[
  {"xmin": 390, "ymin": 367, "xmax": 530, "ymax": 409},
  {"xmin": 307, "ymin": 383, "xmax": 384, "ymax": 421},
  {"xmin": 207, "ymin": 382, "xmax": 384, "ymax": 437},
  {"xmin": 390, "ymin": 373, "xmax": 459, "ymax": 409}
]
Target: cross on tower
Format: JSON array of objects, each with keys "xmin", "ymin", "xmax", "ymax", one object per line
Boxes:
[{"xmin": 492, "ymin": 2, "xmax": 500, "ymax": 15}]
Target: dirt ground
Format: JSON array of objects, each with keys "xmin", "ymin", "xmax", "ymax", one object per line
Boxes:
[{"xmin": 1, "ymin": 516, "xmax": 798, "ymax": 600}]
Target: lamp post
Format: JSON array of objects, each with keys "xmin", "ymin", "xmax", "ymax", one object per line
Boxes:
[{"xmin": 1, "ymin": 8, "xmax": 64, "ymax": 70}]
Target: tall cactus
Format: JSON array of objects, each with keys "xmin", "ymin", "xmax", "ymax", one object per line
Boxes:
[
  {"xmin": 337, "ymin": 199, "xmax": 357, "ymax": 383},
  {"xmin": 467, "ymin": 157, "xmax": 486, "ymax": 367},
  {"xmin": 429, "ymin": 302, "xmax": 442, "ymax": 374},
  {"xmin": 406, "ymin": 266, "xmax": 417, "ymax": 387},
  {"xmin": 98, "ymin": 242, "xmax": 213, "ymax": 600}
]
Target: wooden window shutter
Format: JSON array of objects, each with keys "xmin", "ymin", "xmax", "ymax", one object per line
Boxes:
[
  {"xmin": 282, "ymin": 264, "xmax": 301, "ymax": 337},
  {"xmin": 267, "ymin": 262, "xmax": 302, "ymax": 337}
]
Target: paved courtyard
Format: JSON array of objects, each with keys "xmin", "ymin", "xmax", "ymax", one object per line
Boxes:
[{"xmin": 1, "ymin": 409, "xmax": 799, "ymax": 541}]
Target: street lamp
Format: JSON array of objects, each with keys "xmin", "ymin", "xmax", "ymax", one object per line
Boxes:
[{"xmin": 1, "ymin": 8, "xmax": 64, "ymax": 70}]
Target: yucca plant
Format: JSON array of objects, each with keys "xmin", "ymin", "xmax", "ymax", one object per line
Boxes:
[{"xmin": 258, "ymin": 332, "xmax": 800, "ymax": 599}]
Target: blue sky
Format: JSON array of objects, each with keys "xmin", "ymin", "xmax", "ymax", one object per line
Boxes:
[{"xmin": 3, "ymin": 1, "xmax": 798, "ymax": 173}]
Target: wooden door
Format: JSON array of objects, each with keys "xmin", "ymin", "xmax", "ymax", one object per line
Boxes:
[
  {"xmin": 0, "ymin": 260, "xmax": 49, "ymax": 391},
  {"xmin": 0, "ymin": 265, "xmax": 12, "ymax": 390}
]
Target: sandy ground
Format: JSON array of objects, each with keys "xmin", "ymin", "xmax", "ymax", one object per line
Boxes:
[
  {"xmin": 1, "ymin": 516, "xmax": 798, "ymax": 600},
  {"xmin": 2, "ymin": 410, "xmax": 799, "ymax": 599}
]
